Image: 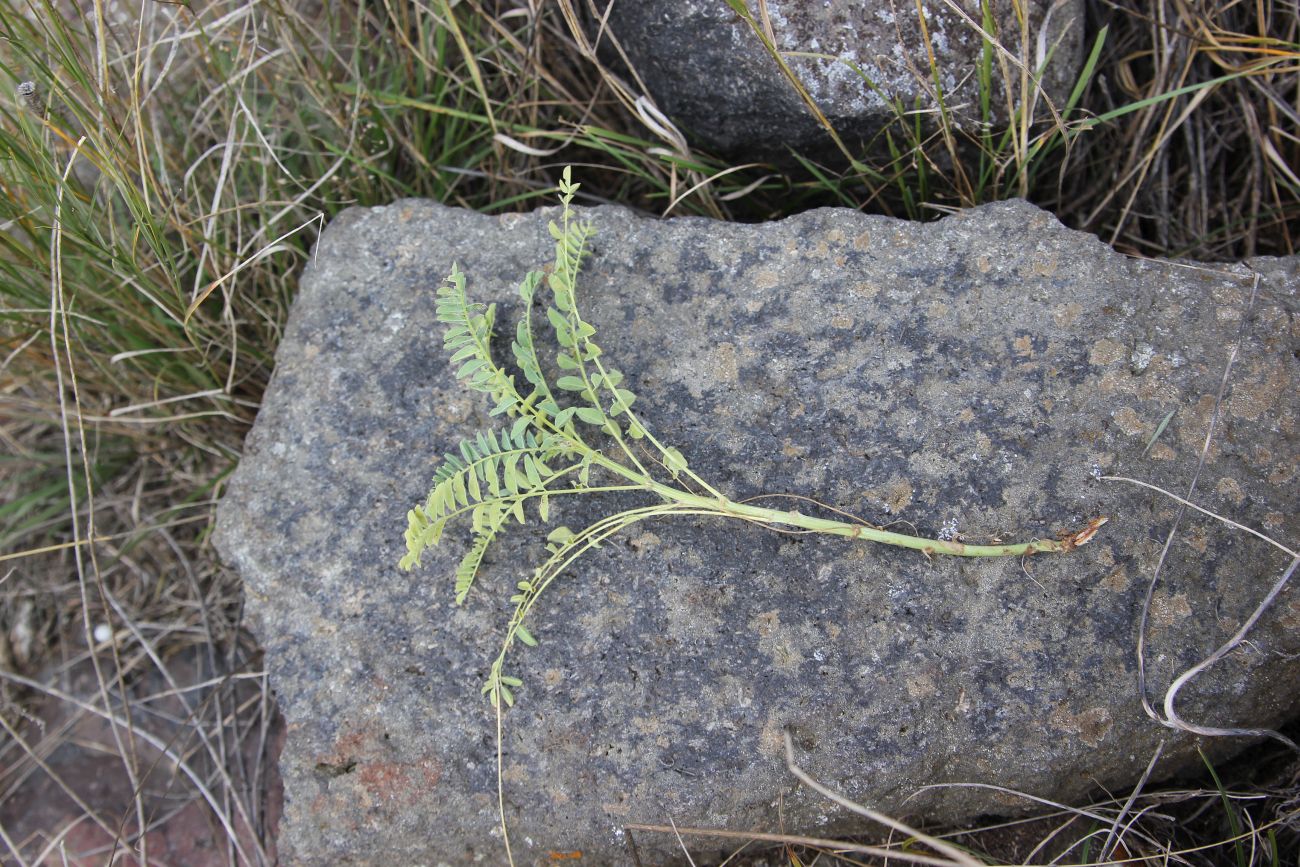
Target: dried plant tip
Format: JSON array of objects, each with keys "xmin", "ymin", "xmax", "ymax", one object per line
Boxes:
[
  {"xmin": 16, "ymin": 80, "xmax": 38, "ymax": 111},
  {"xmin": 1066, "ymin": 516, "xmax": 1108, "ymax": 549}
]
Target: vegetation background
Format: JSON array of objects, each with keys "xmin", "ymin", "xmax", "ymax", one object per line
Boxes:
[{"xmin": 0, "ymin": 0, "xmax": 1296, "ymax": 864}]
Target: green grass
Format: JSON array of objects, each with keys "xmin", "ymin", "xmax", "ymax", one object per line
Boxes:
[{"xmin": 0, "ymin": 0, "xmax": 1295, "ymax": 864}]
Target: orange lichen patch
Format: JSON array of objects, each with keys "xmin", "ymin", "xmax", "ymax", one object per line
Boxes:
[
  {"xmin": 711, "ymin": 341, "xmax": 739, "ymax": 384},
  {"xmin": 632, "ymin": 715, "xmax": 663, "ymax": 736},
  {"xmin": 849, "ymin": 280, "xmax": 880, "ymax": 298},
  {"xmin": 356, "ymin": 764, "xmax": 400, "ymax": 795},
  {"xmin": 315, "ymin": 722, "xmax": 442, "ymax": 808},
  {"xmin": 1089, "ymin": 338, "xmax": 1125, "ymax": 367},
  {"xmin": 627, "ymin": 532, "xmax": 660, "ymax": 553},
  {"xmin": 757, "ymin": 717, "xmax": 783, "ymax": 757},
  {"xmin": 601, "ymin": 797, "xmax": 632, "ymax": 816},
  {"xmin": 853, "ymin": 228, "xmax": 872, "ymax": 251},
  {"xmin": 1267, "ymin": 456, "xmax": 1298, "ymax": 485},
  {"xmin": 1013, "ymin": 334, "xmax": 1035, "ymax": 358},
  {"xmin": 1226, "ymin": 360, "xmax": 1289, "ymax": 422},
  {"xmin": 1112, "ymin": 406, "xmax": 1146, "ymax": 437},
  {"xmin": 905, "ymin": 670, "xmax": 938, "ymax": 700},
  {"xmin": 1028, "ymin": 256, "xmax": 1059, "ymax": 277},
  {"xmin": 1101, "ymin": 564, "xmax": 1129, "ymax": 593},
  {"xmin": 754, "ymin": 269, "xmax": 779, "ymax": 289},
  {"xmin": 872, "ymin": 477, "xmax": 913, "ymax": 514},
  {"xmin": 1051, "ymin": 705, "xmax": 1114, "ymax": 747},
  {"xmin": 1277, "ymin": 596, "xmax": 1300, "ymax": 632},
  {"xmin": 1151, "ymin": 592, "xmax": 1194, "ymax": 628},
  {"xmin": 1096, "ymin": 369, "xmax": 1138, "ymax": 399},
  {"xmin": 750, "ymin": 609, "xmax": 780, "ymax": 638},
  {"xmin": 1177, "ymin": 395, "xmax": 1221, "ymax": 458},
  {"xmin": 781, "ymin": 439, "xmax": 809, "ymax": 458},
  {"xmin": 768, "ymin": 641, "xmax": 801, "ymax": 673},
  {"xmin": 317, "ymin": 725, "xmax": 372, "ymax": 768},
  {"xmin": 750, "ymin": 609, "xmax": 802, "ymax": 674},
  {"xmin": 1053, "ymin": 302, "xmax": 1084, "ymax": 328},
  {"xmin": 1148, "ymin": 442, "xmax": 1177, "ymax": 461}
]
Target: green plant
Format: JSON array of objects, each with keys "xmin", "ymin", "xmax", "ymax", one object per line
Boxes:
[
  {"xmin": 402, "ymin": 166, "xmax": 1106, "ymax": 703},
  {"xmin": 398, "ymin": 167, "xmax": 1106, "ymax": 859}
]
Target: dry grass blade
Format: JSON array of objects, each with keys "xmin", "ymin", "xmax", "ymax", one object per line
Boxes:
[
  {"xmin": 1068, "ymin": 1, "xmax": 1299, "ymax": 257},
  {"xmin": 913, "ymin": 780, "xmax": 1205, "ymax": 861},
  {"xmin": 1124, "ymin": 271, "xmax": 1296, "ymax": 752},
  {"xmin": 1098, "ymin": 741, "xmax": 1164, "ymax": 862},
  {"xmin": 782, "ymin": 731, "xmax": 982, "ymax": 867},
  {"xmin": 0, "ymin": 667, "xmax": 257, "ymax": 863},
  {"xmin": 1101, "ymin": 475, "xmax": 1297, "ymax": 558},
  {"xmin": 46, "ymin": 130, "xmax": 149, "ymax": 863},
  {"xmin": 1160, "ymin": 555, "xmax": 1299, "ymax": 751},
  {"xmin": 620, "ymin": 823, "xmax": 974, "ymax": 867}
]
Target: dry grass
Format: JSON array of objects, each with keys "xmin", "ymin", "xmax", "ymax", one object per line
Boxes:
[
  {"xmin": 632, "ymin": 737, "xmax": 1300, "ymax": 866},
  {"xmin": 1062, "ymin": 1, "xmax": 1300, "ymax": 258},
  {"xmin": 0, "ymin": 0, "xmax": 1295, "ymax": 864}
]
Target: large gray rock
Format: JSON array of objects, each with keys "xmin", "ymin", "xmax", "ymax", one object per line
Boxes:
[
  {"xmin": 600, "ymin": 0, "xmax": 1084, "ymax": 158},
  {"xmin": 215, "ymin": 199, "xmax": 1299, "ymax": 865}
]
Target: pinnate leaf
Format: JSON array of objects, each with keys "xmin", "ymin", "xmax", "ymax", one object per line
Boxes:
[{"xmin": 556, "ymin": 375, "xmax": 586, "ymax": 392}]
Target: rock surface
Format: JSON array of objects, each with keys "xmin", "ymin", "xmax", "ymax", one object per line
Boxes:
[
  {"xmin": 215, "ymin": 198, "xmax": 1299, "ymax": 865},
  {"xmin": 599, "ymin": 0, "xmax": 1083, "ymax": 158}
]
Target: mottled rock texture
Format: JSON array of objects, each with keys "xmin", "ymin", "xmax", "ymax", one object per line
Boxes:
[
  {"xmin": 215, "ymin": 199, "xmax": 1299, "ymax": 865},
  {"xmin": 598, "ymin": 0, "xmax": 1083, "ymax": 158}
]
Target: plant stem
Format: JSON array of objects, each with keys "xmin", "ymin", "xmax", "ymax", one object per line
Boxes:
[{"xmin": 589, "ymin": 452, "xmax": 1098, "ymax": 557}]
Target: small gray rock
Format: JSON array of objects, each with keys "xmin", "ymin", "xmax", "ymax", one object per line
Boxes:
[
  {"xmin": 215, "ymin": 199, "xmax": 1299, "ymax": 865},
  {"xmin": 599, "ymin": 0, "xmax": 1084, "ymax": 158}
]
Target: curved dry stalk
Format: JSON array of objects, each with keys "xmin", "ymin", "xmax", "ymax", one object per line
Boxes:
[
  {"xmin": 1100, "ymin": 475, "xmax": 1296, "ymax": 558},
  {"xmin": 912, "ymin": 781, "xmax": 1177, "ymax": 857},
  {"xmin": 1134, "ymin": 272, "xmax": 1256, "ymax": 726},
  {"xmin": 1126, "ymin": 271, "xmax": 1294, "ymax": 751},
  {"xmin": 0, "ymin": 668, "xmax": 252, "ymax": 864},
  {"xmin": 49, "ymin": 134, "xmax": 153, "ymax": 863},
  {"xmin": 1099, "ymin": 740, "xmax": 1164, "ymax": 863},
  {"xmin": 620, "ymin": 822, "xmax": 973, "ymax": 867},
  {"xmin": 1161, "ymin": 556, "xmax": 1299, "ymax": 752},
  {"xmin": 783, "ymin": 730, "xmax": 983, "ymax": 867}
]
